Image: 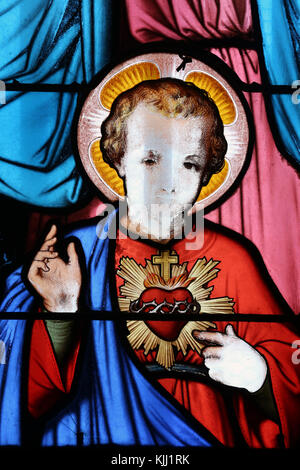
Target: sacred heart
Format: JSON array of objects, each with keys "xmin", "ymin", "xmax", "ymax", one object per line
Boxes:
[{"xmin": 137, "ymin": 287, "xmax": 195, "ymax": 341}]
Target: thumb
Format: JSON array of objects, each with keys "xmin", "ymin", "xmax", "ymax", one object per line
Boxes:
[
  {"xmin": 67, "ymin": 241, "xmax": 78, "ymax": 264},
  {"xmin": 225, "ymin": 324, "xmax": 237, "ymax": 337}
]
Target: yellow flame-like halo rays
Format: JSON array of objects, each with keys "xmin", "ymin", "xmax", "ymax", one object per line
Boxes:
[
  {"xmin": 184, "ymin": 71, "xmax": 237, "ymax": 125},
  {"xmin": 99, "ymin": 62, "xmax": 161, "ymax": 111}
]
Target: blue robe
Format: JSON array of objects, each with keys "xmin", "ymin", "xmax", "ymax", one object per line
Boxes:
[{"xmin": 0, "ymin": 211, "xmax": 217, "ymax": 447}]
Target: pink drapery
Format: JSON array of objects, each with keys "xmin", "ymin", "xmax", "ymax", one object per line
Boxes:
[
  {"xmin": 27, "ymin": 0, "xmax": 299, "ymax": 313},
  {"xmin": 123, "ymin": 0, "xmax": 300, "ymax": 313},
  {"xmin": 125, "ymin": 0, "xmax": 253, "ymax": 40}
]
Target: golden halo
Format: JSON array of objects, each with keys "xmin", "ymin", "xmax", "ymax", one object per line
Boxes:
[
  {"xmin": 100, "ymin": 62, "xmax": 161, "ymax": 111},
  {"xmin": 90, "ymin": 139, "xmax": 125, "ymax": 197},
  {"xmin": 184, "ymin": 71, "xmax": 236, "ymax": 125},
  {"xmin": 77, "ymin": 53, "xmax": 249, "ymax": 208}
]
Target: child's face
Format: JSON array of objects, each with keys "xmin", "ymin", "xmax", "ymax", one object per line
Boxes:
[{"xmin": 117, "ymin": 104, "xmax": 212, "ymax": 238}]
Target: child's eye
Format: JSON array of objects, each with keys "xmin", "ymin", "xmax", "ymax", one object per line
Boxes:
[
  {"xmin": 143, "ymin": 158, "xmax": 156, "ymax": 166},
  {"xmin": 184, "ymin": 162, "xmax": 200, "ymax": 171}
]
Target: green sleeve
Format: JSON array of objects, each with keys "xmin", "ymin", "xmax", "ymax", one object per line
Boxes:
[{"xmin": 44, "ymin": 319, "xmax": 78, "ymax": 371}]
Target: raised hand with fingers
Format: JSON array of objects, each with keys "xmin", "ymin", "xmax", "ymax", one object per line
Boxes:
[
  {"xmin": 28, "ymin": 225, "xmax": 82, "ymax": 312},
  {"xmin": 193, "ymin": 324, "xmax": 268, "ymax": 393}
]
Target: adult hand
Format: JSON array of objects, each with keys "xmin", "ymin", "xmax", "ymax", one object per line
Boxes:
[
  {"xmin": 193, "ymin": 324, "xmax": 267, "ymax": 393},
  {"xmin": 28, "ymin": 225, "xmax": 82, "ymax": 312}
]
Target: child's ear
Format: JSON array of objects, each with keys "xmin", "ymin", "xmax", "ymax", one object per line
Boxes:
[{"xmin": 202, "ymin": 171, "xmax": 212, "ymax": 187}]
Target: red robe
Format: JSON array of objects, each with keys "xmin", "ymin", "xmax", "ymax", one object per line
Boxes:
[{"xmin": 28, "ymin": 224, "xmax": 300, "ymax": 447}]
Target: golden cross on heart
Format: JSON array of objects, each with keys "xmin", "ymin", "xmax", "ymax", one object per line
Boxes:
[{"xmin": 151, "ymin": 250, "xmax": 179, "ymax": 282}]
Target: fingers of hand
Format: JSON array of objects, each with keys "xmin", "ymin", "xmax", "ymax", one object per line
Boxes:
[
  {"xmin": 29, "ymin": 246, "xmax": 59, "ymax": 280},
  {"xmin": 34, "ymin": 250, "xmax": 58, "ymax": 261},
  {"xmin": 45, "ymin": 224, "xmax": 57, "ymax": 241},
  {"xmin": 202, "ymin": 346, "xmax": 222, "ymax": 379},
  {"xmin": 225, "ymin": 324, "xmax": 237, "ymax": 337},
  {"xmin": 201, "ymin": 351, "xmax": 224, "ymax": 384},
  {"xmin": 202, "ymin": 346, "xmax": 221, "ymax": 360},
  {"xmin": 193, "ymin": 330, "xmax": 225, "ymax": 346},
  {"xmin": 29, "ymin": 260, "xmax": 50, "ymax": 277},
  {"xmin": 39, "ymin": 224, "xmax": 58, "ymax": 251},
  {"xmin": 41, "ymin": 236, "xmax": 57, "ymax": 252}
]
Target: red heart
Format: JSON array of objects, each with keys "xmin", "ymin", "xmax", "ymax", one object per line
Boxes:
[{"xmin": 138, "ymin": 287, "xmax": 193, "ymax": 341}]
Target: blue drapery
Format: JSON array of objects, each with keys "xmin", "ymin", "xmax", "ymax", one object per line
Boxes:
[
  {"xmin": 0, "ymin": 211, "xmax": 215, "ymax": 446},
  {"xmin": 0, "ymin": 0, "xmax": 114, "ymax": 207},
  {"xmin": 256, "ymin": 0, "xmax": 300, "ymax": 166}
]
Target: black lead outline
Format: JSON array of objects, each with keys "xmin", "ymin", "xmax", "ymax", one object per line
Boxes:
[
  {"xmin": 0, "ymin": 313, "xmax": 298, "ymax": 322},
  {"xmin": 3, "ymin": 79, "xmax": 295, "ymax": 94}
]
